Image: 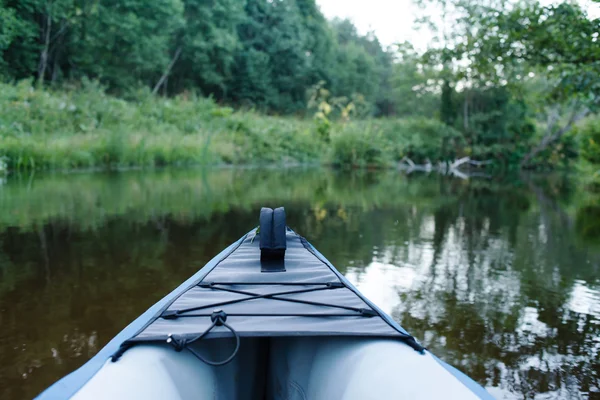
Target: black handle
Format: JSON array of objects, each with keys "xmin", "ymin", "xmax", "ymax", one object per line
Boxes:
[
  {"xmin": 259, "ymin": 208, "xmax": 274, "ymax": 251},
  {"xmin": 259, "ymin": 207, "xmax": 286, "ymax": 270}
]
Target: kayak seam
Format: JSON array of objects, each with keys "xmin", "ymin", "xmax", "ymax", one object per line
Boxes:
[
  {"xmin": 122, "ymin": 331, "xmax": 407, "ymax": 342},
  {"xmin": 117, "ymin": 233, "xmax": 249, "ymax": 350}
]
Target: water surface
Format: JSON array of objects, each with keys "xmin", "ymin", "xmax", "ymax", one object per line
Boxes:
[{"xmin": 0, "ymin": 168, "xmax": 599, "ymax": 399}]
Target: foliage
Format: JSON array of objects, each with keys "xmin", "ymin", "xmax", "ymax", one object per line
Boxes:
[
  {"xmin": 452, "ymin": 88, "xmax": 538, "ymax": 165},
  {"xmin": 307, "ymin": 80, "xmax": 371, "ymax": 142},
  {"xmin": 1, "ymin": 0, "xmax": 598, "ymax": 170},
  {"xmin": 0, "ymin": 80, "xmax": 321, "ymax": 169},
  {"xmin": 391, "ymin": 42, "xmax": 439, "ymax": 118},
  {"xmin": 230, "ymin": 0, "xmax": 309, "ymax": 112},
  {"xmin": 0, "ymin": 1, "xmax": 19, "ymax": 77},
  {"xmin": 330, "ymin": 124, "xmax": 387, "ymax": 168},
  {"xmin": 440, "ymin": 80, "xmax": 454, "ymax": 125},
  {"xmin": 0, "ymin": 0, "xmax": 396, "ymax": 116},
  {"xmin": 415, "ymin": 0, "xmax": 599, "ymax": 169},
  {"xmin": 329, "ymin": 117, "xmax": 463, "ymax": 167},
  {"xmin": 0, "ymin": 81, "xmax": 474, "ymax": 171},
  {"xmin": 399, "ymin": 118, "xmax": 464, "ymax": 163},
  {"xmin": 72, "ymin": 0, "xmax": 185, "ymax": 89},
  {"xmin": 576, "ymin": 203, "xmax": 600, "ymax": 242},
  {"xmin": 576, "ymin": 117, "xmax": 600, "ymax": 165},
  {"xmin": 168, "ymin": 0, "xmax": 244, "ymax": 97},
  {"xmin": 479, "ymin": 2, "xmax": 599, "ymax": 168}
]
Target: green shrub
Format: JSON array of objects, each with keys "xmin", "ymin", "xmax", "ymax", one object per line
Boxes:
[
  {"xmin": 330, "ymin": 125, "xmax": 389, "ymax": 168},
  {"xmin": 578, "ymin": 118, "xmax": 600, "ymax": 165},
  {"xmin": 576, "ymin": 203, "xmax": 600, "ymax": 241},
  {"xmin": 0, "ymin": 80, "xmax": 487, "ymax": 171},
  {"xmin": 402, "ymin": 118, "xmax": 463, "ymax": 163},
  {"xmin": 370, "ymin": 118, "xmax": 463, "ymax": 163},
  {"xmin": 0, "ymin": 81, "xmax": 324, "ymax": 170}
]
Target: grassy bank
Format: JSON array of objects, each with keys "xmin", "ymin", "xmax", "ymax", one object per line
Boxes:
[{"xmin": 0, "ymin": 81, "xmax": 461, "ymax": 171}]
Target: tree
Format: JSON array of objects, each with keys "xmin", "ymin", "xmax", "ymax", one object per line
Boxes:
[
  {"xmin": 390, "ymin": 42, "xmax": 439, "ymax": 118},
  {"xmin": 166, "ymin": 0, "xmax": 243, "ymax": 98},
  {"xmin": 0, "ymin": 0, "xmax": 397, "ymax": 116},
  {"xmin": 415, "ymin": 0, "xmax": 599, "ymax": 168},
  {"xmin": 296, "ymin": 0, "xmax": 336, "ymax": 89},
  {"xmin": 0, "ymin": 1, "xmax": 20, "ymax": 77},
  {"xmin": 1, "ymin": 0, "xmax": 51, "ymax": 81},
  {"xmin": 329, "ymin": 19, "xmax": 382, "ymax": 115},
  {"xmin": 231, "ymin": 0, "xmax": 311, "ymax": 112},
  {"xmin": 70, "ymin": 0, "xmax": 184, "ymax": 91},
  {"xmin": 456, "ymin": 1, "xmax": 599, "ymax": 167},
  {"xmin": 503, "ymin": 3, "xmax": 600, "ymax": 167}
]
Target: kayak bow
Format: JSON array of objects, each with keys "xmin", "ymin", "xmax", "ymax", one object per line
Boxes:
[{"xmin": 37, "ymin": 207, "xmax": 494, "ymax": 400}]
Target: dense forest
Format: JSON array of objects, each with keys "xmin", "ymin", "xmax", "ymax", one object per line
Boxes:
[
  {"xmin": 0, "ymin": 0, "xmax": 599, "ymax": 173},
  {"xmin": 0, "ymin": 0, "xmax": 393, "ymax": 114}
]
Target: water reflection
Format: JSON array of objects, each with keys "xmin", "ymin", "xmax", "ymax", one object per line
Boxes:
[{"xmin": 0, "ymin": 168, "xmax": 598, "ymax": 399}]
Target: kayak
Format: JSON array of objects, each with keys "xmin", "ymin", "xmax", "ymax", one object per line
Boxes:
[{"xmin": 37, "ymin": 207, "xmax": 494, "ymax": 399}]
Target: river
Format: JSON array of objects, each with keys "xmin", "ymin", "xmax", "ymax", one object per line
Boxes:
[{"xmin": 0, "ymin": 167, "xmax": 599, "ymax": 399}]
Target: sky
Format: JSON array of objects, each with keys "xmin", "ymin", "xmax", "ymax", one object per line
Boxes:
[
  {"xmin": 317, "ymin": 0, "xmax": 600, "ymax": 50},
  {"xmin": 317, "ymin": 0, "xmax": 423, "ymax": 49}
]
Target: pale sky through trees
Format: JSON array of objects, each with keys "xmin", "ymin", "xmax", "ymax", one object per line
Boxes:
[
  {"xmin": 317, "ymin": 0, "xmax": 423, "ymax": 49},
  {"xmin": 317, "ymin": 0, "xmax": 600, "ymax": 50}
]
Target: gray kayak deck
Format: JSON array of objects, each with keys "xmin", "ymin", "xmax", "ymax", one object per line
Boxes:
[{"xmin": 129, "ymin": 230, "xmax": 407, "ymax": 342}]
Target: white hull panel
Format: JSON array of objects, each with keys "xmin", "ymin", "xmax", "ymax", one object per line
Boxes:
[{"xmin": 73, "ymin": 338, "xmax": 480, "ymax": 400}]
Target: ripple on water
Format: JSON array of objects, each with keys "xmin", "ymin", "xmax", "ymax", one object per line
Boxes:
[
  {"xmin": 344, "ymin": 261, "xmax": 418, "ymax": 316},
  {"xmin": 567, "ymin": 280, "xmax": 600, "ymax": 319}
]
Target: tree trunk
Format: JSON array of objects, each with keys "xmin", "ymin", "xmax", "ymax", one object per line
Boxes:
[
  {"xmin": 463, "ymin": 90, "xmax": 469, "ymax": 131},
  {"xmin": 38, "ymin": 13, "xmax": 52, "ymax": 85},
  {"xmin": 520, "ymin": 105, "xmax": 589, "ymax": 168},
  {"xmin": 51, "ymin": 56, "xmax": 59, "ymax": 82},
  {"xmin": 153, "ymin": 46, "xmax": 182, "ymax": 95},
  {"xmin": 50, "ymin": 22, "xmax": 65, "ymax": 83},
  {"xmin": 440, "ymin": 78, "xmax": 454, "ymax": 126}
]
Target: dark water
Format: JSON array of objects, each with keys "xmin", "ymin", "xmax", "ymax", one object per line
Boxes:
[{"xmin": 0, "ymin": 168, "xmax": 599, "ymax": 399}]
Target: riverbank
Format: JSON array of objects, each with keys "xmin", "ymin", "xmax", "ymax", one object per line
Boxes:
[
  {"xmin": 0, "ymin": 81, "xmax": 462, "ymax": 171},
  {"xmin": 2, "ymin": 81, "xmax": 599, "ymax": 175}
]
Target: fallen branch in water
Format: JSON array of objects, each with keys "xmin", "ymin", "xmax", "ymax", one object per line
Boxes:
[
  {"xmin": 398, "ymin": 156, "xmax": 492, "ymax": 179},
  {"xmin": 398, "ymin": 157, "xmax": 431, "ymax": 173},
  {"xmin": 399, "ymin": 156, "xmax": 415, "ymax": 168},
  {"xmin": 450, "ymin": 156, "xmax": 493, "ymax": 170}
]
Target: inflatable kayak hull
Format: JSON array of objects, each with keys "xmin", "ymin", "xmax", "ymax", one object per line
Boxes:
[{"xmin": 37, "ymin": 222, "xmax": 493, "ymax": 399}]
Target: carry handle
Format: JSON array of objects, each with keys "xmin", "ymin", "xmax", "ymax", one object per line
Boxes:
[
  {"xmin": 259, "ymin": 207, "xmax": 286, "ymax": 270},
  {"xmin": 259, "ymin": 208, "xmax": 274, "ymax": 252}
]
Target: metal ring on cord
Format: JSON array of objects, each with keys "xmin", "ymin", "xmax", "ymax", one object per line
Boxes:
[{"xmin": 166, "ymin": 309, "xmax": 240, "ymax": 366}]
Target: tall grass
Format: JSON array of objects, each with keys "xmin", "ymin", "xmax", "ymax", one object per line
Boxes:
[
  {"xmin": 329, "ymin": 118, "xmax": 464, "ymax": 168},
  {"xmin": 0, "ymin": 80, "xmax": 463, "ymax": 171},
  {"xmin": 0, "ymin": 80, "xmax": 328, "ymax": 170}
]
